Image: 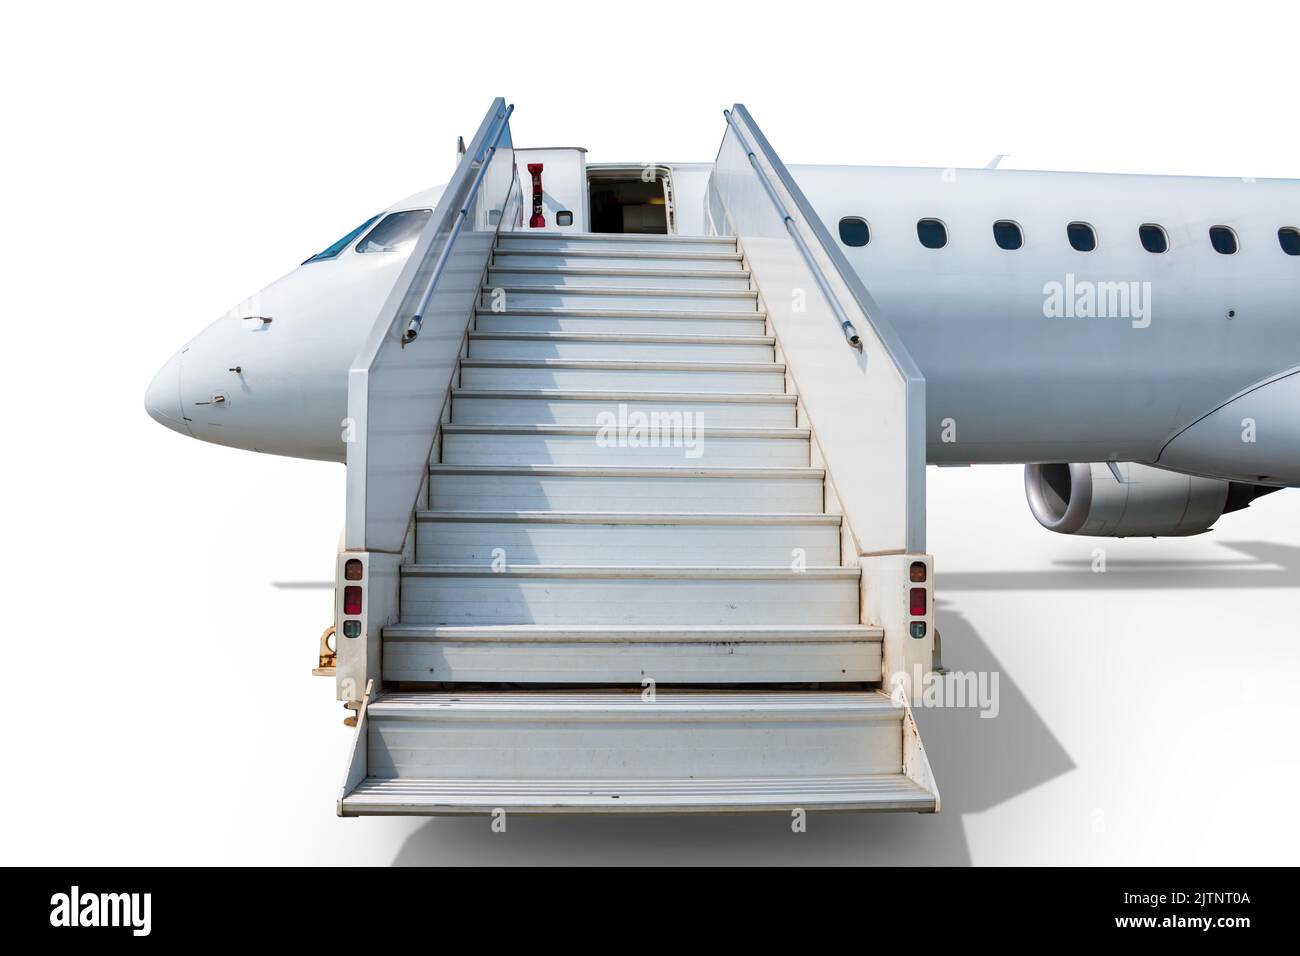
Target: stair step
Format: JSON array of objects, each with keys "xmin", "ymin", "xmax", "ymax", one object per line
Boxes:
[
  {"xmin": 496, "ymin": 234, "xmax": 738, "ymax": 255},
  {"xmin": 458, "ymin": 359, "xmax": 787, "ymax": 393},
  {"xmin": 483, "ymin": 286, "xmax": 758, "ymax": 313},
  {"xmin": 474, "ymin": 308, "xmax": 767, "ymax": 335},
  {"xmin": 426, "ymin": 464, "xmax": 826, "ymax": 514},
  {"xmin": 491, "ymin": 251, "xmax": 746, "ymax": 272},
  {"xmin": 450, "ymin": 389, "xmax": 796, "ymax": 427},
  {"xmin": 342, "ymin": 773, "xmax": 935, "ymax": 814},
  {"xmin": 382, "ymin": 623, "xmax": 882, "ymax": 684},
  {"xmin": 342, "ymin": 690, "xmax": 920, "ymax": 812},
  {"xmin": 439, "ymin": 424, "xmax": 810, "ymax": 467},
  {"xmin": 465, "ymin": 331, "xmax": 774, "ymax": 362},
  {"xmin": 413, "ymin": 511, "xmax": 840, "ymax": 566},
  {"xmin": 486, "ymin": 266, "xmax": 752, "ymax": 291},
  {"xmin": 398, "ymin": 565, "xmax": 860, "ymax": 625}
]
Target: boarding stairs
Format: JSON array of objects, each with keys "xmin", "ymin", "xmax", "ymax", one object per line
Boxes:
[{"xmin": 336, "ymin": 101, "xmax": 937, "ymax": 815}]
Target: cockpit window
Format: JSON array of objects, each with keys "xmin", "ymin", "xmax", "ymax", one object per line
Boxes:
[
  {"xmin": 355, "ymin": 209, "xmax": 433, "ymax": 254},
  {"xmin": 303, "ymin": 215, "xmax": 381, "ymax": 264}
]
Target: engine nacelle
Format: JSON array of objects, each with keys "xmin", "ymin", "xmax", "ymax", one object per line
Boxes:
[{"xmin": 1024, "ymin": 462, "xmax": 1276, "ymax": 537}]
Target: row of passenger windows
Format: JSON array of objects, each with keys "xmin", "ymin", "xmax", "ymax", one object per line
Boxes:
[{"xmin": 837, "ymin": 217, "xmax": 1300, "ymax": 257}]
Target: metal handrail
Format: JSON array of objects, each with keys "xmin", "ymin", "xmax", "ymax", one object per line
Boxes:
[
  {"xmin": 718, "ymin": 104, "xmax": 927, "ymax": 553},
  {"xmin": 723, "ymin": 109, "xmax": 862, "ymax": 350},
  {"xmin": 403, "ymin": 103, "xmax": 515, "ymax": 345}
]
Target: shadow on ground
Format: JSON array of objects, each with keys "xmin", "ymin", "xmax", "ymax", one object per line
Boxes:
[
  {"xmin": 389, "ymin": 602, "xmax": 1074, "ymax": 866},
  {"xmin": 940, "ymin": 540, "xmax": 1300, "ymax": 591}
]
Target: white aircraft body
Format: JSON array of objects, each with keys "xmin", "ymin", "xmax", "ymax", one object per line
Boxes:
[{"xmin": 146, "ymin": 152, "xmax": 1299, "ymax": 539}]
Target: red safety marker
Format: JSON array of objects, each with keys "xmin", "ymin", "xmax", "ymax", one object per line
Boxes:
[{"xmin": 528, "ymin": 163, "xmax": 545, "ymax": 228}]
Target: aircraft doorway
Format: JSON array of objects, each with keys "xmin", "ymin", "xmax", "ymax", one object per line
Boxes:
[{"xmin": 588, "ymin": 166, "xmax": 674, "ymax": 234}]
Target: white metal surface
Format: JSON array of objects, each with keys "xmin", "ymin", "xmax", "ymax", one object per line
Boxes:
[
  {"xmin": 342, "ymin": 774, "xmax": 934, "ymax": 815},
  {"xmin": 398, "ymin": 565, "xmax": 861, "ymax": 625},
  {"xmin": 487, "ymin": 266, "xmax": 754, "ymax": 290},
  {"xmin": 465, "ymin": 331, "xmax": 775, "ymax": 362},
  {"xmin": 379, "ymin": 624, "xmax": 883, "ymax": 686},
  {"xmin": 413, "ymin": 511, "xmax": 840, "ymax": 565},
  {"xmin": 382, "ymin": 623, "xmax": 882, "ymax": 683},
  {"xmin": 426, "ymin": 464, "xmax": 827, "ymax": 513},
  {"xmin": 439, "ymin": 424, "xmax": 810, "ymax": 467},
  {"xmin": 491, "ymin": 251, "xmax": 746, "ymax": 271},
  {"xmin": 358, "ymin": 691, "xmax": 908, "ymax": 782},
  {"xmin": 450, "ymin": 389, "xmax": 796, "ymax": 427},
  {"xmin": 496, "ymin": 234, "xmax": 737, "ymax": 254},
  {"xmin": 487, "ymin": 286, "xmax": 759, "ymax": 312},
  {"xmin": 474, "ymin": 308, "xmax": 766, "ymax": 335},
  {"xmin": 457, "ymin": 358, "xmax": 787, "ymax": 392}
]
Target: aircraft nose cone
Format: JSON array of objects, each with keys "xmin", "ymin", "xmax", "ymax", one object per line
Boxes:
[{"xmin": 144, "ymin": 353, "xmax": 189, "ymax": 435}]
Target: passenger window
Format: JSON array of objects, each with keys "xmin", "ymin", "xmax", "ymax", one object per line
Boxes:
[
  {"xmin": 1139, "ymin": 224, "xmax": 1169, "ymax": 254},
  {"xmin": 1209, "ymin": 226, "xmax": 1238, "ymax": 255},
  {"xmin": 992, "ymin": 220, "xmax": 1023, "ymax": 250},
  {"xmin": 1067, "ymin": 222, "xmax": 1097, "ymax": 252},
  {"xmin": 917, "ymin": 219, "xmax": 948, "ymax": 249},
  {"xmin": 1279, "ymin": 227, "xmax": 1300, "ymax": 256},
  {"xmin": 303, "ymin": 214, "xmax": 381, "ymax": 264},
  {"xmin": 838, "ymin": 217, "xmax": 870, "ymax": 247},
  {"xmin": 356, "ymin": 209, "xmax": 433, "ymax": 254}
]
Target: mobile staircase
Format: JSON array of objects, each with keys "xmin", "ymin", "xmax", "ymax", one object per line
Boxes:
[{"xmin": 334, "ymin": 100, "xmax": 938, "ymax": 815}]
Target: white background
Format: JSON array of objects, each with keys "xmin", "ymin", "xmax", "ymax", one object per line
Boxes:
[{"xmin": 2, "ymin": 0, "xmax": 1297, "ymax": 865}]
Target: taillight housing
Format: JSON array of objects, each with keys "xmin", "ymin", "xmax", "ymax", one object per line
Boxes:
[
  {"xmin": 909, "ymin": 587, "xmax": 926, "ymax": 616},
  {"xmin": 344, "ymin": 559, "xmax": 364, "ymax": 581},
  {"xmin": 909, "ymin": 561, "xmax": 927, "ymax": 583},
  {"xmin": 343, "ymin": 586, "xmax": 363, "ymax": 616}
]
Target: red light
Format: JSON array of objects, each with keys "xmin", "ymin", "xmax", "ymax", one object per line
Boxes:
[
  {"xmin": 343, "ymin": 586, "xmax": 362, "ymax": 616},
  {"xmin": 909, "ymin": 587, "xmax": 926, "ymax": 616}
]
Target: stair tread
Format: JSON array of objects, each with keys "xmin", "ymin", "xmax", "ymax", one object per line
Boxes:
[
  {"xmin": 414, "ymin": 510, "xmax": 839, "ymax": 524},
  {"xmin": 342, "ymin": 773, "xmax": 933, "ymax": 812},
  {"xmin": 441, "ymin": 423, "xmax": 808, "ymax": 437},
  {"xmin": 452, "ymin": 388, "xmax": 795, "ymax": 403},
  {"xmin": 428, "ymin": 464, "xmax": 822, "ymax": 476},
  {"xmin": 497, "ymin": 232, "xmax": 737, "ymax": 245},
  {"xmin": 475, "ymin": 307, "xmax": 765, "ymax": 319},
  {"xmin": 372, "ymin": 689, "xmax": 896, "ymax": 711},
  {"xmin": 488, "ymin": 265, "xmax": 750, "ymax": 279},
  {"xmin": 492, "ymin": 249, "xmax": 744, "ymax": 261},
  {"xmin": 486, "ymin": 285, "xmax": 758, "ymax": 297},
  {"xmin": 383, "ymin": 623, "xmax": 883, "ymax": 640},
  {"xmin": 458, "ymin": 358, "xmax": 785, "ymax": 371},
  {"xmin": 399, "ymin": 565, "xmax": 859, "ymax": 578},
  {"xmin": 468, "ymin": 331, "xmax": 774, "ymax": 344}
]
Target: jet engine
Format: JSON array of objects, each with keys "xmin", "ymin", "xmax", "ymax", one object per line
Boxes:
[{"xmin": 1024, "ymin": 462, "xmax": 1278, "ymax": 537}]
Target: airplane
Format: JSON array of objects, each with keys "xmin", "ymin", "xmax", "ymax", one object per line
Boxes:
[
  {"xmin": 142, "ymin": 100, "xmax": 1299, "ymax": 815},
  {"xmin": 146, "ymin": 130, "xmax": 1299, "ymax": 541}
]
